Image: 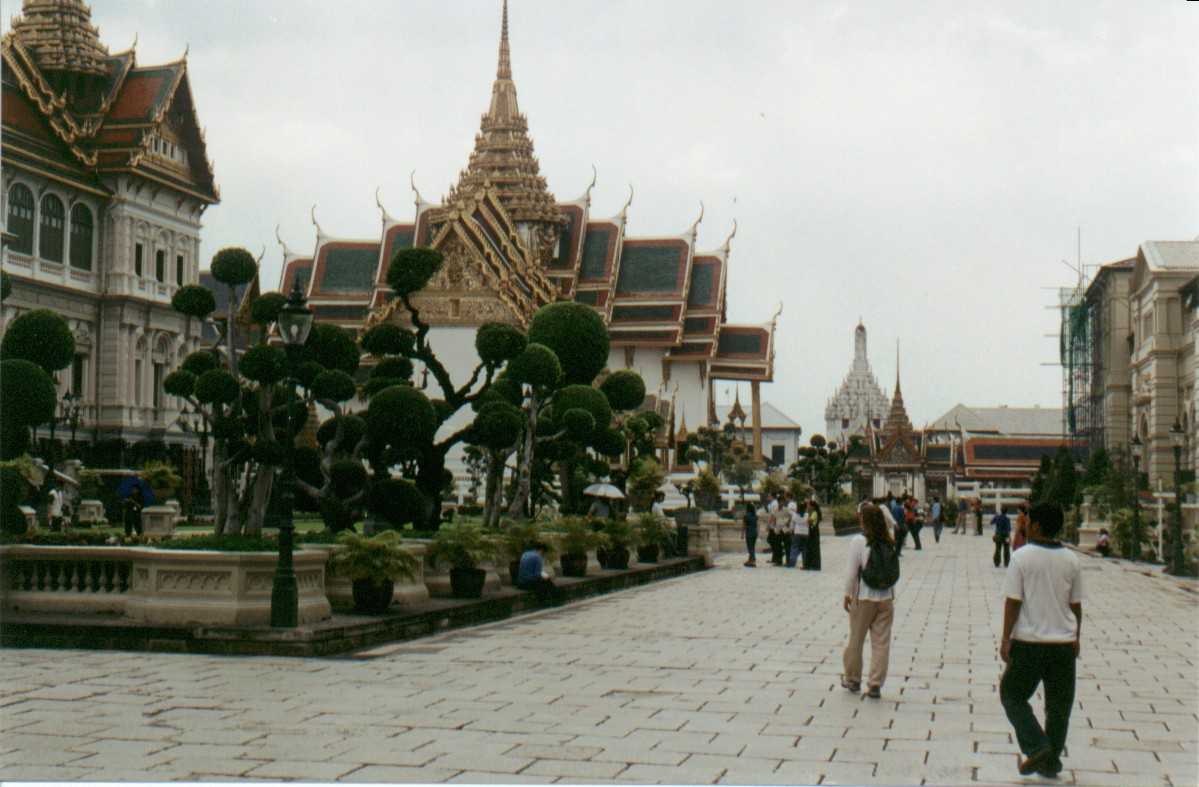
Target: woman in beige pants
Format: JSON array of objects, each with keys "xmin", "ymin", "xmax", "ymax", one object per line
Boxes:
[{"xmin": 841, "ymin": 504, "xmax": 896, "ymax": 699}]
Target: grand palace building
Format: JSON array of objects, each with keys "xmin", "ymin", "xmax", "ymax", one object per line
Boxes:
[
  {"xmin": 1, "ymin": 0, "xmax": 218, "ymax": 450},
  {"xmin": 275, "ymin": 1, "xmax": 778, "ymax": 473}
]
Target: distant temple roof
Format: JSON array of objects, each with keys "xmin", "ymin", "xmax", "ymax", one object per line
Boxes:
[
  {"xmin": 713, "ymin": 401, "xmax": 801, "ymax": 431},
  {"xmin": 928, "ymin": 404, "xmax": 1062, "ymax": 437}
]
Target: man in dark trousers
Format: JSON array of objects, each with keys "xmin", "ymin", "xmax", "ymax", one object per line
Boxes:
[
  {"xmin": 992, "ymin": 506, "xmax": 1012, "ymax": 568},
  {"xmin": 999, "ymin": 502, "xmax": 1083, "ymax": 778}
]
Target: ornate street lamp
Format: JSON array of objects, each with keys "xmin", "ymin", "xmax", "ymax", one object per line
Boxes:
[
  {"xmin": 270, "ymin": 279, "xmax": 314, "ymax": 628},
  {"xmin": 1130, "ymin": 435, "xmax": 1143, "ymax": 561},
  {"xmin": 1170, "ymin": 420, "xmax": 1186, "ymax": 576}
]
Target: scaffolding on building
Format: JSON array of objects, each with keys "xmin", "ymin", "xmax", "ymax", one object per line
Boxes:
[{"xmin": 1058, "ymin": 279, "xmax": 1105, "ymax": 454}]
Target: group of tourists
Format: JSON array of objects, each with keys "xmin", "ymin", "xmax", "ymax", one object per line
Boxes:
[
  {"xmin": 839, "ymin": 496, "xmax": 1084, "ymax": 779},
  {"xmin": 742, "ymin": 491, "xmax": 823, "ymax": 570}
]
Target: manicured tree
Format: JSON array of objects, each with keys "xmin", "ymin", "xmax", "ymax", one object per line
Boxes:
[
  {"xmin": 0, "ymin": 309, "xmax": 76, "ymax": 375},
  {"xmin": 503, "ymin": 342, "xmax": 562, "ymax": 518},
  {"xmin": 0, "ymin": 359, "xmax": 57, "ymax": 461},
  {"xmin": 1083, "ymin": 447, "xmax": 1111, "ymax": 488},
  {"xmin": 362, "ymin": 247, "xmax": 526, "ymax": 529},
  {"xmin": 0, "ymin": 271, "xmax": 12, "ymax": 302},
  {"xmin": 209, "ymin": 247, "xmax": 257, "ymax": 378},
  {"xmin": 1047, "ymin": 446, "xmax": 1080, "ymax": 511}
]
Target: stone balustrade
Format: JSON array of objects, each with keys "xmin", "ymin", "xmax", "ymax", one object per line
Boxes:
[{"xmin": 3, "ymin": 545, "xmax": 133, "ymax": 615}]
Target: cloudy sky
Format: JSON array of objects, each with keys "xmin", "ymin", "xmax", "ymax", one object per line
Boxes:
[{"xmin": 14, "ymin": 0, "xmax": 1195, "ymax": 434}]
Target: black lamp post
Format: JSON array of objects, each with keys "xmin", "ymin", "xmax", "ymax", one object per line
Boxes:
[
  {"xmin": 1130, "ymin": 435, "xmax": 1143, "ymax": 561},
  {"xmin": 270, "ymin": 279, "xmax": 314, "ymax": 628},
  {"xmin": 1170, "ymin": 420, "xmax": 1186, "ymax": 576}
]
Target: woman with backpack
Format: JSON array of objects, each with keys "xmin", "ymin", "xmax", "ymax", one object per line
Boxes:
[{"xmin": 842, "ymin": 503, "xmax": 899, "ymax": 699}]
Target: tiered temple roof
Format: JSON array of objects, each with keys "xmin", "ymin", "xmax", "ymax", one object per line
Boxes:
[
  {"xmin": 281, "ymin": 1, "xmax": 776, "ymax": 384},
  {"xmin": 2, "ymin": 0, "xmax": 218, "ymax": 203},
  {"xmin": 825, "ymin": 322, "xmax": 891, "ymax": 435}
]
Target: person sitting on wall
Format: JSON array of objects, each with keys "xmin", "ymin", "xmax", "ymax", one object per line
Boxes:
[{"xmin": 517, "ymin": 542, "xmax": 557, "ymax": 603}]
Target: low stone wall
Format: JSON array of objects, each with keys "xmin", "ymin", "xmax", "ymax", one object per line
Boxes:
[{"xmin": 1, "ymin": 545, "xmax": 332, "ymax": 626}]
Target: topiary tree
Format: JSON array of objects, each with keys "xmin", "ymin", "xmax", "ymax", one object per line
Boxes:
[
  {"xmin": 0, "ymin": 308, "xmax": 75, "ymax": 375},
  {"xmin": 0, "ymin": 358, "xmax": 57, "ymax": 461},
  {"xmin": 527, "ymin": 301, "xmax": 609, "ymax": 385},
  {"xmin": 0, "ymin": 271, "xmax": 12, "ymax": 302}
]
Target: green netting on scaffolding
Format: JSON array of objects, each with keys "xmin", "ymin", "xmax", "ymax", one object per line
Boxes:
[{"xmin": 1060, "ymin": 298, "xmax": 1089, "ymax": 435}]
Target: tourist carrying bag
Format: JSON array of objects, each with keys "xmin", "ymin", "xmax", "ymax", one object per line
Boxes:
[{"xmin": 860, "ymin": 540, "xmax": 900, "ymax": 590}]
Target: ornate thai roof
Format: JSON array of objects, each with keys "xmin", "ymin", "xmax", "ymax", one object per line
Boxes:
[
  {"xmin": 438, "ymin": 0, "xmax": 563, "ymax": 266},
  {"xmin": 873, "ymin": 347, "xmax": 920, "ymax": 464},
  {"xmin": 1, "ymin": 1, "xmax": 218, "ymax": 203},
  {"xmin": 8, "ymin": 0, "xmax": 108, "ymax": 79},
  {"xmin": 825, "ymin": 322, "xmax": 890, "ymax": 434}
]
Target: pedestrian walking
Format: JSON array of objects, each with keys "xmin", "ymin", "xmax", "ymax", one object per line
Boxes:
[
  {"xmin": 999, "ymin": 502, "xmax": 1082, "ymax": 778},
  {"xmin": 993, "ymin": 507, "xmax": 1012, "ymax": 568},
  {"xmin": 743, "ymin": 502, "xmax": 758, "ymax": 567},
  {"xmin": 890, "ymin": 494, "xmax": 908, "ymax": 555},
  {"xmin": 974, "ymin": 498, "xmax": 984, "ymax": 536},
  {"xmin": 931, "ymin": 496, "xmax": 944, "ymax": 543},
  {"xmin": 767, "ymin": 493, "xmax": 783, "ymax": 565},
  {"xmin": 955, "ymin": 497, "xmax": 968, "ymax": 534},
  {"xmin": 47, "ymin": 485, "xmax": 64, "ymax": 532},
  {"xmin": 803, "ymin": 499, "xmax": 822, "ymax": 571},
  {"xmin": 878, "ymin": 496, "xmax": 898, "ymax": 546},
  {"xmin": 786, "ymin": 500, "xmax": 807, "ymax": 568},
  {"xmin": 905, "ymin": 497, "xmax": 924, "ymax": 551},
  {"xmin": 1012, "ymin": 503, "xmax": 1029, "ymax": 552},
  {"xmin": 841, "ymin": 503, "xmax": 899, "ymax": 699}
]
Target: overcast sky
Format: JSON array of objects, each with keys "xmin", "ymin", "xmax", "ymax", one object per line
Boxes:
[{"xmin": 12, "ymin": 1, "xmax": 1196, "ymax": 435}]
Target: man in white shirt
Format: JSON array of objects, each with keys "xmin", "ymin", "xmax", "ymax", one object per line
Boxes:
[
  {"xmin": 48, "ymin": 486, "xmax": 64, "ymax": 532},
  {"xmin": 999, "ymin": 502, "xmax": 1083, "ymax": 779},
  {"xmin": 765, "ymin": 494, "xmax": 782, "ymax": 565}
]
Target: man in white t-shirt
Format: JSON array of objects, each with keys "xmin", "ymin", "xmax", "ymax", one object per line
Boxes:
[
  {"xmin": 999, "ymin": 502, "xmax": 1083, "ymax": 779},
  {"xmin": 766, "ymin": 494, "xmax": 782, "ymax": 565}
]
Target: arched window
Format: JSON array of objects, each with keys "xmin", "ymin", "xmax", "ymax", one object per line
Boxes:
[
  {"xmin": 69, "ymin": 204, "xmax": 93, "ymax": 271},
  {"xmin": 6, "ymin": 184, "xmax": 34, "ymax": 255},
  {"xmin": 155, "ymin": 249, "xmax": 165, "ymax": 282},
  {"xmin": 38, "ymin": 194, "xmax": 65, "ymax": 262},
  {"xmin": 175, "ymin": 253, "xmax": 184, "ymax": 286}
]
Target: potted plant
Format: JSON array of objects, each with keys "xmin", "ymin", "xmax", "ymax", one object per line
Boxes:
[
  {"xmin": 429, "ymin": 522, "xmax": 497, "ymax": 598},
  {"xmin": 556, "ymin": 516, "xmax": 596, "ymax": 577},
  {"xmin": 140, "ymin": 460, "xmax": 182, "ymax": 503},
  {"xmin": 695, "ymin": 469, "xmax": 722, "ymax": 512},
  {"xmin": 499, "ymin": 518, "xmax": 549, "ymax": 584},
  {"xmin": 674, "ymin": 481, "xmax": 701, "ymax": 526},
  {"xmin": 328, "ymin": 530, "xmax": 420, "ymax": 614},
  {"xmin": 598, "ymin": 517, "xmax": 636, "ymax": 570},
  {"xmin": 626, "ymin": 457, "xmax": 665, "ymax": 513},
  {"xmin": 634, "ymin": 513, "xmax": 673, "ymax": 563}
]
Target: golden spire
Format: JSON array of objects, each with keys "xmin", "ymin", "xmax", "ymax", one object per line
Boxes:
[
  {"xmin": 9, "ymin": 0, "xmax": 109, "ymax": 78},
  {"xmin": 882, "ymin": 339, "xmax": 914, "ymax": 440},
  {"xmin": 441, "ymin": 0, "xmax": 564, "ymax": 265}
]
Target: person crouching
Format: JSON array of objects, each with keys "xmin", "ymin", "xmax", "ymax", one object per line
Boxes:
[{"xmin": 516, "ymin": 542, "xmax": 556, "ymax": 604}]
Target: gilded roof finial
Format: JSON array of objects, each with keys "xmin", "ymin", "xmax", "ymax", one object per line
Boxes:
[
  {"xmin": 895, "ymin": 338, "xmax": 901, "ymax": 395},
  {"xmin": 581, "ymin": 164, "xmax": 598, "ymax": 205},
  {"xmin": 497, "ymin": 0, "xmax": 511, "ymax": 79},
  {"xmin": 256, "ymin": 245, "xmax": 266, "ymax": 264},
  {"xmin": 689, "ymin": 201, "xmax": 705, "ymax": 238},
  {"xmin": 618, "ymin": 184, "xmax": 634, "ymax": 223},
  {"xmin": 275, "ymin": 224, "xmax": 294, "ymax": 258},
  {"xmin": 409, "ymin": 170, "xmax": 425, "ymax": 207},
  {"xmin": 310, "ymin": 205, "xmax": 325, "ymax": 240},
  {"xmin": 375, "ymin": 186, "xmax": 394, "ymax": 225},
  {"xmin": 721, "ymin": 218, "xmax": 738, "ymax": 254}
]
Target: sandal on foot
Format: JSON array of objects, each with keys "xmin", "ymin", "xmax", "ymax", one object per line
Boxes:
[
  {"xmin": 840, "ymin": 678, "xmax": 860, "ymax": 693},
  {"xmin": 865, "ymin": 685, "xmax": 881, "ymax": 699}
]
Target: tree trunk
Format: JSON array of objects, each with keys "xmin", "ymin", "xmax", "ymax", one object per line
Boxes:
[
  {"xmin": 416, "ymin": 448, "xmax": 448, "ymax": 531},
  {"xmin": 213, "ymin": 439, "xmax": 229, "ymax": 534},
  {"xmin": 507, "ymin": 395, "xmax": 539, "ymax": 519},
  {"xmin": 241, "ymin": 385, "xmax": 276, "ymax": 535},
  {"xmin": 482, "ymin": 449, "xmax": 500, "ymax": 526}
]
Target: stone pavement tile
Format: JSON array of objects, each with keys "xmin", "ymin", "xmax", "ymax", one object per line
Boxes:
[
  {"xmin": 242, "ymin": 759, "xmax": 365, "ymax": 780},
  {"xmin": 1071, "ymin": 769, "xmax": 1168, "ymax": 786},
  {"xmin": 686, "ymin": 753, "xmax": 782, "ymax": 783},
  {"xmin": 0, "ymin": 765, "xmax": 97, "ymax": 781},
  {"xmin": 522, "ymin": 758, "xmax": 627, "ymax": 780},
  {"xmin": 622, "ymin": 762, "xmax": 726, "ymax": 784},
  {"xmin": 67, "ymin": 737, "xmax": 176, "ymax": 759},
  {"xmin": 508, "ymin": 744, "xmax": 604, "ymax": 761},
  {"xmin": 426, "ymin": 752, "xmax": 535, "ymax": 774},
  {"xmin": 652, "ymin": 731, "xmax": 724, "ymax": 755},
  {"xmin": 9, "ymin": 719, "xmax": 112, "ymax": 738},
  {"xmin": 329, "ymin": 746, "xmax": 441, "ymax": 767},
  {"xmin": 819, "ymin": 761, "xmax": 879, "ymax": 785},
  {"xmin": 151, "ymin": 756, "xmax": 259, "ymax": 777},
  {"xmin": 1094, "ymin": 736, "xmax": 1183, "ymax": 752},
  {"xmin": 733, "ymin": 735, "xmax": 803, "ymax": 759},
  {"xmin": 339, "ymin": 765, "xmax": 461, "ymax": 783},
  {"xmin": 150, "ymin": 742, "xmax": 256, "ymax": 761},
  {"xmin": 97, "ymin": 724, "xmax": 187, "ymax": 741},
  {"xmin": 4, "ymin": 732, "xmax": 97, "ymax": 755},
  {"xmin": 447, "ymin": 771, "xmax": 557, "ymax": 784},
  {"xmin": 681, "ymin": 714, "xmax": 767, "ymax": 735},
  {"xmin": 0, "ymin": 749, "xmax": 97, "ymax": 767},
  {"xmin": 1110, "ymin": 749, "xmax": 1170, "ymax": 774},
  {"xmin": 830, "ymin": 739, "xmax": 885, "ymax": 764},
  {"xmin": 584, "ymin": 744, "xmax": 688, "ymax": 766}
]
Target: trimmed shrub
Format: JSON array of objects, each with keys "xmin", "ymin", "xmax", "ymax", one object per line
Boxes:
[
  {"xmin": 249, "ymin": 292, "xmax": 287, "ymax": 325},
  {"xmin": 0, "ymin": 271, "xmax": 11, "ymax": 302},
  {"xmin": 369, "ymin": 478, "xmax": 427, "ymax": 527},
  {"xmin": 386, "ymin": 247, "xmax": 443, "ymax": 296},
  {"xmin": 194, "ymin": 369, "xmax": 240, "ymax": 405},
  {"xmin": 593, "ymin": 428, "xmax": 627, "ymax": 458},
  {"xmin": 252, "ymin": 440, "xmax": 287, "ymax": 467},
  {"xmin": 304, "ymin": 323, "xmax": 360, "ymax": 375},
  {"xmin": 372, "ymin": 357, "xmax": 414, "ymax": 380},
  {"xmin": 600, "ymin": 369, "xmax": 646, "ymax": 411},
  {"xmin": 311, "ymin": 369, "xmax": 357, "ymax": 403},
  {"xmin": 317, "ymin": 414, "xmax": 367, "ymax": 450},
  {"xmin": 181, "ymin": 350, "xmax": 219, "ymax": 377},
  {"xmin": 527, "ymin": 301, "xmax": 609, "ymax": 385},
  {"xmin": 367, "ymin": 385, "xmax": 437, "ymax": 449},
  {"xmin": 210, "ymin": 247, "xmax": 258, "ymax": 287},
  {"xmin": 553, "ymin": 384, "xmax": 612, "ymax": 441},
  {"xmin": 561, "ymin": 408, "xmax": 596, "ymax": 441},
  {"xmin": 471, "ymin": 401, "xmax": 523, "ymax": 450},
  {"xmin": 239, "ymin": 345, "xmax": 288, "ymax": 385},
  {"xmin": 0, "ymin": 309, "xmax": 75, "ymax": 372},
  {"xmin": 363, "ymin": 376, "xmax": 406, "ymax": 399},
  {"xmin": 328, "ymin": 459, "xmax": 369, "ymax": 499},
  {"xmin": 163, "ymin": 370, "xmax": 197, "ymax": 398},
  {"xmin": 475, "ymin": 322, "xmax": 527, "ymax": 366},
  {"xmin": 211, "ymin": 415, "xmax": 244, "ymax": 441},
  {"xmin": 0, "ymin": 359, "xmax": 57, "ymax": 429},
  {"xmin": 0, "ymin": 465, "xmax": 27, "ymax": 535},
  {"xmin": 296, "ymin": 360, "xmax": 324, "ymax": 389},
  {"xmin": 360, "ymin": 323, "xmax": 415, "ymax": 356},
  {"xmin": 171, "ymin": 284, "xmax": 217, "ymax": 319},
  {"xmin": 507, "ymin": 343, "xmax": 561, "ymax": 389},
  {"xmin": 0, "ymin": 420, "xmax": 32, "ymax": 461}
]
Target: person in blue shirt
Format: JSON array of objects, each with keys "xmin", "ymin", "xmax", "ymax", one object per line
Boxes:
[
  {"xmin": 993, "ymin": 507, "xmax": 1013, "ymax": 567},
  {"xmin": 931, "ymin": 497, "xmax": 944, "ymax": 543},
  {"xmin": 517, "ymin": 542, "xmax": 555, "ymax": 602}
]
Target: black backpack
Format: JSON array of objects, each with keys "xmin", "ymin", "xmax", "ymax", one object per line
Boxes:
[{"xmin": 860, "ymin": 539, "xmax": 900, "ymax": 590}]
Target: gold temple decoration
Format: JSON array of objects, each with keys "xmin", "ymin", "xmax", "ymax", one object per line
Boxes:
[{"xmin": 8, "ymin": 0, "xmax": 109, "ymax": 79}]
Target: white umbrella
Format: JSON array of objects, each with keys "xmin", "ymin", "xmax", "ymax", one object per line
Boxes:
[{"xmin": 583, "ymin": 483, "xmax": 625, "ymax": 500}]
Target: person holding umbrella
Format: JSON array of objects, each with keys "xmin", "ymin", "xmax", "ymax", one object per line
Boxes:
[
  {"xmin": 583, "ymin": 482, "xmax": 623, "ymax": 520},
  {"xmin": 118, "ymin": 474, "xmax": 154, "ymax": 536}
]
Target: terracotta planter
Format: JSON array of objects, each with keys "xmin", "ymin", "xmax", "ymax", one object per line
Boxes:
[
  {"xmin": 601, "ymin": 546, "xmax": 630, "ymax": 570},
  {"xmin": 636, "ymin": 544, "xmax": 660, "ymax": 564}
]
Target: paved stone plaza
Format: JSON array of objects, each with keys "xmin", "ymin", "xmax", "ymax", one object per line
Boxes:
[{"xmin": 1, "ymin": 533, "xmax": 1196, "ymax": 786}]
